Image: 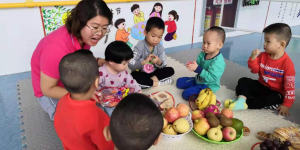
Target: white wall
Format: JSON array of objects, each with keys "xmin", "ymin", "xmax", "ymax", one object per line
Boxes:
[
  {"xmin": 236, "ymin": 1, "xmax": 300, "ymax": 32},
  {"xmin": 0, "ymin": 0, "xmax": 195, "ymax": 76}
]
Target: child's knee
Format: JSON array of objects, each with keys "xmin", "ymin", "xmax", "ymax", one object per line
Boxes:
[
  {"xmin": 182, "ymin": 90, "xmax": 191, "ymax": 100},
  {"xmin": 176, "ymin": 77, "xmax": 188, "ymax": 89}
]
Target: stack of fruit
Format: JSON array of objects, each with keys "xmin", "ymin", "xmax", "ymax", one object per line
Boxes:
[
  {"xmin": 192, "ymin": 108, "xmax": 244, "ymax": 142},
  {"xmin": 196, "ymin": 88, "xmax": 217, "ymax": 110},
  {"xmin": 162, "ymin": 103, "xmax": 192, "ymax": 136},
  {"xmin": 258, "ymin": 139, "xmax": 293, "ymax": 150}
]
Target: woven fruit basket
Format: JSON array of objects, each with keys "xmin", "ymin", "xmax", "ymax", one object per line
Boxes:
[{"xmin": 162, "ymin": 112, "xmax": 193, "ymax": 141}]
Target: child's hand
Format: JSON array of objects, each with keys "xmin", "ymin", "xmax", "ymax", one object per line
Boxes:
[
  {"xmin": 151, "ymin": 55, "xmax": 161, "ymax": 64},
  {"xmin": 250, "ymin": 49, "xmax": 261, "ymax": 60},
  {"xmin": 92, "ymin": 91, "xmax": 102, "ymax": 103},
  {"xmin": 145, "ymin": 54, "xmax": 154, "ymax": 63},
  {"xmin": 187, "ymin": 60, "xmax": 198, "ymax": 71},
  {"xmin": 277, "ymin": 105, "xmax": 290, "ymax": 117}
]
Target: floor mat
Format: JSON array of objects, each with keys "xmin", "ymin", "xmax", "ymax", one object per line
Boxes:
[
  {"xmin": 17, "ymin": 79, "xmax": 63, "ymax": 150},
  {"xmin": 168, "ymin": 48, "xmax": 300, "ymax": 124},
  {"xmin": 17, "ymin": 56, "xmax": 298, "ymax": 150}
]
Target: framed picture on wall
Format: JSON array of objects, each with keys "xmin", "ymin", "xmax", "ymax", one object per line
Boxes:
[{"xmin": 243, "ymin": 0, "xmax": 260, "ymax": 7}]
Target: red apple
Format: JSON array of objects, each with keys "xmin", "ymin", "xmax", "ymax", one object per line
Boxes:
[
  {"xmin": 221, "ymin": 108, "xmax": 233, "ymax": 118},
  {"xmin": 164, "ymin": 107, "xmax": 180, "ymax": 123},
  {"xmin": 176, "ymin": 103, "xmax": 190, "ymax": 117},
  {"xmin": 222, "ymin": 127, "xmax": 237, "ymax": 141},
  {"xmin": 192, "ymin": 110, "xmax": 205, "ymax": 121}
]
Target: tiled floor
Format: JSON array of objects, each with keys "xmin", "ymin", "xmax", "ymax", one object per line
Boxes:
[{"xmin": 0, "ymin": 26, "xmax": 299, "ymax": 150}]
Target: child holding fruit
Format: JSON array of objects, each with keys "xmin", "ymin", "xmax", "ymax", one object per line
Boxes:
[
  {"xmin": 104, "ymin": 93, "xmax": 163, "ymax": 150},
  {"xmin": 54, "ymin": 50, "xmax": 114, "ymax": 150},
  {"xmin": 228, "ymin": 23, "xmax": 295, "ymax": 117},
  {"xmin": 98, "ymin": 41, "xmax": 141, "ymax": 116},
  {"xmin": 177, "ymin": 26, "xmax": 226, "ymax": 100},
  {"xmin": 129, "ymin": 17, "xmax": 175, "ymax": 89}
]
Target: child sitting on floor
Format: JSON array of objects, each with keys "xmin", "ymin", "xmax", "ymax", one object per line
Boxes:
[
  {"xmin": 129, "ymin": 17, "xmax": 175, "ymax": 89},
  {"xmin": 103, "ymin": 93, "xmax": 163, "ymax": 150},
  {"xmin": 54, "ymin": 50, "xmax": 114, "ymax": 150},
  {"xmin": 227, "ymin": 23, "xmax": 295, "ymax": 117},
  {"xmin": 98, "ymin": 41, "xmax": 141, "ymax": 116},
  {"xmin": 177, "ymin": 26, "xmax": 226, "ymax": 100}
]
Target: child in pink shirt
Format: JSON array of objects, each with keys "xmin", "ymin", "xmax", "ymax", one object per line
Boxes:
[{"xmin": 98, "ymin": 41, "xmax": 141, "ymax": 116}]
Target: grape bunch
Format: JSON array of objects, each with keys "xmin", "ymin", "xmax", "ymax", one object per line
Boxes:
[{"xmin": 260, "ymin": 139, "xmax": 292, "ymax": 150}]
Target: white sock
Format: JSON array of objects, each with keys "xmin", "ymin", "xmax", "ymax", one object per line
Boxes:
[{"xmin": 158, "ymin": 78, "xmax": 173, "ymax": 86}]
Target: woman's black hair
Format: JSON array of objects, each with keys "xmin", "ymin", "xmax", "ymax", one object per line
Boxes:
[
  {"xmin": 149, "ymin": 3, "xmax": 163, "ymax": 17},
  {"xmin": 105, "ymin": 41, "xmax": 133, "ymax": 64},
  {"xmin": 65, "ymin": 0, "xmax": 113, "ymax": 42},
  {"xmin": 169, "ymin": 10, "xmax": 179, "ymax": 21}
]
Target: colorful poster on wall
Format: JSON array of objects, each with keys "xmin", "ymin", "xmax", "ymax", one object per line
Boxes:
[
  {"xmin": 40, "ymin": 1, "xmax": 184, "ymax": 50},
  {"xmin": 41, "ymin": 6, "xmax": 71, "ymax": 35}
]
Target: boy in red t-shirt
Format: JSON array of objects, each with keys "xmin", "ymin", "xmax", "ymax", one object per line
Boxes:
[
  {"xmin": 227, "ymin": 23, "xmax": 295, "ymax": 116},
  {"xmin": 103, "ymin": 93, "xmax": 163, "ymax": 150},
  {"xmin": 54, "ymin": 50, "xmax": 114, "ymax": 150}
]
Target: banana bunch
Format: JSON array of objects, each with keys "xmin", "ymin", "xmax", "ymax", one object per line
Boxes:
[{"xmin": 195, "ymin": 88, "xmax": 216, "ymax": 110}]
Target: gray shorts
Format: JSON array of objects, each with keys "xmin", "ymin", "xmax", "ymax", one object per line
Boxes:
[
  {"xmin": 96, "ymin": 103, "xmax": 115, "ymax": 117},
  {"xmin": 38, "ymin": 96, "xmax": 59, "ymax": 121}
]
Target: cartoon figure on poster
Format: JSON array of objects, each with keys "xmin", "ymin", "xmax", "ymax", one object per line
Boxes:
[
  {"xmin": 115, "ymin": 18, "xmax": 133, "ymax": 48},
  {"xmin": 149, "ymin": 3, "xmax": 163, "ymax": 18},
  {"xmin": 131, "ymin": 4, "xmax": 145, "ymax": 24},
  {"xmin": 164, "ymin": 10, "xmax": 179, "ymax": 41}
]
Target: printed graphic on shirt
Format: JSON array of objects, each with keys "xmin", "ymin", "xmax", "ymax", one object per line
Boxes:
[
  {"xmin": 285, "ymin": 90, "xmax": 295, "ymax": 96},
  {"xmin": 114, "ymin": 18, "xmax": 133, "ymax": 48},
  {"xmin": 285, "ymin": 76, "xmax": 295, "ymax": 88},
  {"xmin": 262, "ymin": 75, "xmax": 276, "ymax": 83},
  {"xmin": 164, "ymin": 10, "xmax": 179, "ymax": 41},
  {"xmin": 261, "ymin": 63, "xmax": 284, "ymax": 79}
]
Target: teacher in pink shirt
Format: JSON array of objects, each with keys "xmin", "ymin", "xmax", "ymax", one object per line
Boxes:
[{"xmin": 31, "ymin": 0, "xmax": 112, "ymax": 120}]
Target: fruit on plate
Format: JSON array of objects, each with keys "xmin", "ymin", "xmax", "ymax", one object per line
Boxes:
[
  {"xmin": 220, "ymin": 117, "xmax": 233, "ymax": 127},
  {"xmin": 231, "ymin": 118, "xmax": 244, "ymax": 134},
  {"xmin": 163, "ymin": 118, "xmax": 168, "ymax": 129},
  {"xmin": 216, "ymin": 125, "xmax": 223, "ymax": 130},
  {"xmin": 208, "ymin": 116, "xmax": 220, "ymax": 128},
  {"xmin": 207, "ymin": 127, "xmax": 223, "ymax": 142},
  {"xmin": 163, "ymin": 124, "xmax": 177, "ymax": 135},
  {"xmin": 205, "ymin": 112, "xmax": 216, "ymax": 119},
  {"xmin": 173, "ymin": 118, "xmax": 190, "ymax": 133},
  {"xmin": 194, "ymin": 118, "xmax": 210, "ymax": 135},
  {"xmin": 222, "ymin": 127, "xmax": 237, "ymax": 142},
  {"xmin": 176, "ymin": 103, "xmax": 190, "ymax": 117},
  {"xmin": 243, "ymin": 126, "xmax": 250, "ymax": 136},
  {"xmin": 216, "ymin": 113, "xmax": 225, "ymax": 119},
  {"xmin": 221, "ymin": 108, "xmax": 233, "ymax": 118},
  {"xmin": 196, "ymin": 88, "xmax": 217, "ymax": 110},
  {"xmin": 164, "ymin": 107, "xmax": 180, "ymax": 123},
  {"xmin": 203, "ymin": 104, "xmax": 220, "ymax": 115},
  {"xmin": 191, "ymin": 110, "xmax": 205, "ymax": 121},
  {"xmin": 259, "ymin": 139, "xmax": 293, "ymax": 150}
]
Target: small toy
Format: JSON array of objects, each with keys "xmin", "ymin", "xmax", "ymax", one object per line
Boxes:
[
  {"xmin": 143, "ymin": 57, "xmax": 155, "ymax": 73},
  {"xmin": 99, "ymin": 85, "xmax": 134, "ymax": 108}
]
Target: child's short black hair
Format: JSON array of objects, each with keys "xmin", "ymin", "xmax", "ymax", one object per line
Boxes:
[
  {"xmin": 105, "ymin": 41, "xmax": 133, "ymax": 64},
  {"xmin": 110, "ymin": 93, "xmax": 163, "ymax": 150},
  {"xmin": 114, "ymin": 18, "xmax": 125, "ymax": 29},
  {"xmin": 145, "ymin": 17, "xmax": 165, "ymax": 32},
  {"xmin": 131, "ymin": 4, "xmax": 139, "ymax": 12},
  {"xmin": 207, "ymin": 26, "xmax": 226, "ymax": 43},
  {"xmin": 263, "ymin": 23, "xmax": 292, "ymax": 47},
  {"xmin": 59, "ymin": 50, "xmax": 98, "ymax": 94}
]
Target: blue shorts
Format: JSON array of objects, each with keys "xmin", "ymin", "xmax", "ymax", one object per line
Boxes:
[
  {"xmin": 176, "ymin": 77, "xmax": 208, "ymax": 100},
  {"xmin": 38, "ymin": 96, "xmax": 59, "ymax": 121}
]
